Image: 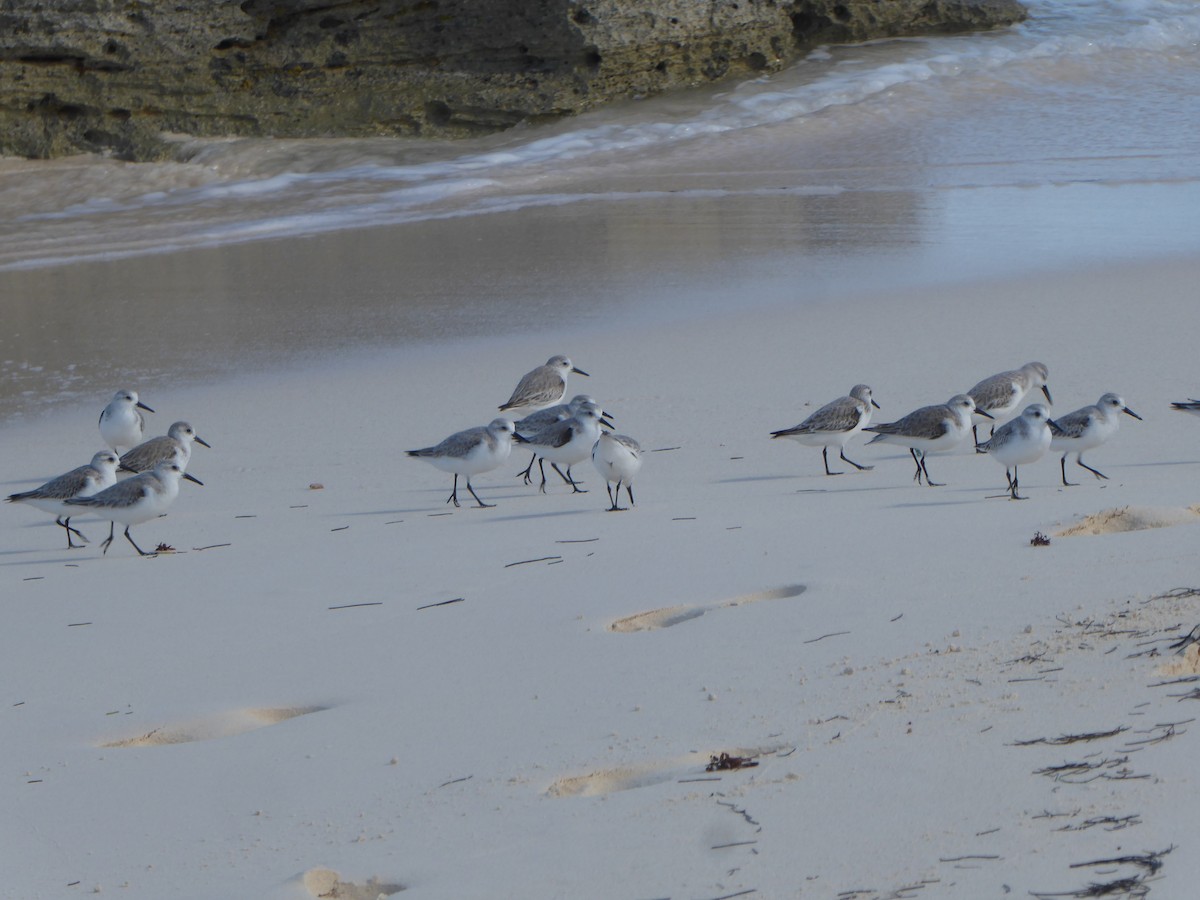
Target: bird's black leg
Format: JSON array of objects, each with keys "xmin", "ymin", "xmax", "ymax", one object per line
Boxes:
[
  {"xmin": 466, "ymin": 479, "xmax": 495, "ymax": 509},
  {"xmin": 605, "ymin": 481, "xmax": 624, "ymax": 512},
  {"xmin": 840, "ymin": 449, "xmax": 872, "ymax": 471},
  {"xmin": 100, "ymin": 521, "xmax": 116, "ymax": 554},
  {"xmin": 910, "ymin": 448, "xmax": 924, "ymax": 483},
  {"xmin": 1060, "ymin": 454, "xmax": 1077, "ymax": 487},
  {"xmin": 125, "ymin": 526, "xmax": 154, "ymax": 557},
  {"xmin": 972, "ymin": 424, "xmax": 980, "ymax": 448},
  {"xmin": 447, "ymin": 474, "xmax": 462, "ymax": 507},
  {"xmin": 918, "ymin": 452, "xmax": 944, "ymax": 487},
  {"xmin": 626, "ymin": 484, "xmax": 635, "ymax": 507},
  {"xmin": 537, "ymin": 459, "xmax": 549, "ymax": 493},
  {"xmin": 516, "ymin": 452, "xmax": 537, "ymax": 485},
  {"xmin": 822, "ymin": 447, "xmax": 843, "ymax": 476},
  {"xmin": 1008, "ymin": 467, "xmax": 1028, "ymax": 500},
  {"xmin": 57, "ymin": 516, "xmax": 87, "ymax": 549},
  {"xmin": 553, "ymin": 463, "xmax": 586, "ymax": 493},
  {"xmin": 1077, "ymin": 455, "xmax": 1109, "ymax": 481}
]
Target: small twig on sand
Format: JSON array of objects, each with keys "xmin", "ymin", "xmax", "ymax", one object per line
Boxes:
[
  {"xmin": 803, "ymin": 630, "xmax": 850, "ymax": 644},
  {"xmin": 504, "ymin": 556, "xmax": 562, "ymax": 568},
  {"xmin": 328, "ymin": 602, "xmax": 383, "ymax": 610},
  {"xmin": 416, "ymin": 597, "xmax": 465, "ymax": 610},
  {"xmin": 1012, "ymin": 726, "xmax": 1129, "ymax": 746}
]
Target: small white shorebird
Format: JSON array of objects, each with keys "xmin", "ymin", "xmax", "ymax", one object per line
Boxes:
[
  {"xmin": 406, "ymin": 418, "xmax": 526, "ymax": 508},
  {"xmin": 64, "ymin": 461, "xmax": 202, "ymax": 556},
  {"xmin": 770, "ymin": 384, "xmax": 880, "ymax": 475},
  {"xmin": 966, "ymin": 362, "xmax": 1051, "ymax": 446},
  {"xmin": 515, "ymin": 394, "xmax": 609, "ymax": 484},
  {"xmin": 99, "ymin": 389, "xmax": 155, "ymax": 452},
  {"xmin": 592, "ymin": 432, "xmax": 642, "ymax": 511},
  {"xmin": 499, "ymin": 356, "xmax": 589, "ymax": 413},
  {"xmin": 864, "ymin": 394, "xmax": 990, "ymax": 486},
  {"xmin": 1050, "ymin": 392, "xmax": 1142, "ymax": 486},
  {"xmin": 6, "ymin": 451, "xmax": 120, "ymax": 548},
  {"xmin": 1170, "ymin": 399, "xmax": 1200, "ymax": 416},
  {"xmin": 977, "ymin": 403, "xmax": 1059, "ymax": 500},
  {"xmin": 119, "ymin": 421, "xmax": 211, "ymax": 474},
  {"xmin": 523, "ymin": 406, "xmax": 607, "ymax": 493}
]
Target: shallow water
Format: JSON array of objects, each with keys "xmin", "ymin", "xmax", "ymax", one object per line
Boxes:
[{"xmin": 1, "ymin": 0, "xmax": 1198, "ymax": 420}]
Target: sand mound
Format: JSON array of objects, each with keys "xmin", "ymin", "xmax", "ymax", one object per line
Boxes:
[
  {"xmin": 301, "ymin": 868, "xmax": 404, "ymax": 898},
  {"xmin": 1156, "ymin": 644, "xmax": 1200, "ymax": 678},
  {"xmin": 101, "ymin": 705, "xmax": 328, "ymax": 748},
  {"xmin": 1055, "ymin": 505, "xmax": 1200, "ymax": 537}
]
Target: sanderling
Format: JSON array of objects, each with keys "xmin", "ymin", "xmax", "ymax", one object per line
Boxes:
[
  {"xmin": 499, "ymin": 356, "xmax": 589, "ymax": 412},
  {"xmin": 864, "ymin": 394, "xmax": 989, "ymax": 486},
  {"xmin": 6, "ymin": 451, "xmax": 120, "ymax": 548},
  {"xmin": 515, "ymin": 394, "xmax": 608, "ymax": 483},
  {"xmin": 977, "ymin": 403, "xmax": 1059, "ymax": 500},
  {"xmin": 64, "ymin": 461, "xmax": 202, "ymax": 556},
  {"xmin": 966, "ymin": 362, "xmax": 1051, "ymax": 445},
  {"xmin": 1170, "ymin": 399, "xmax": 1200, "ymax": 416},
  {"xmin": 99, "ymin": 389, "xmax": 155, "ymax": 452},
  {"xmin": 770, "ymin": 384, "xmax": 880, "ymax": 475},
  {"xmin": 406, "ymin": 418, "xmax": 526, "ymax": 508},
  {"xmin": 1050, "ymin": 393, "xmax": 1142, "ymax": 485},
  {"xmin": 592, "ymin": 432, "xmax": 643, "ymax": 511},
  {"xmin": 523, "ymin": 406, "xmax": 606, "ymax": 493},
  {"xmin": 119, "ymin": 421, "xmax": 211, "ymax": 474}
]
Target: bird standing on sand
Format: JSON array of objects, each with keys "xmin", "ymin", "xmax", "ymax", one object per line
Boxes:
[
  {"xmin": 515, "ymin": 394, "xmax": 609, "ymax": 484},
  {"xmin": 864, "ymin": 394, "xmax": 990, "ymax": 486},
  {"xmin": 119, "ymin": 421, "xmax": 211, "ymax": 474},
  {"xmin": 770, "ymin": 384, "xmax": 880, "ymax": 475},
  {"xmin": 966, "ymin": 362, "xmax": 1051, "ymax": 446},
  {"xmin": 592, "ymin": 432, "xmax": 643, "ymax": 511},
  {"xmin": 499, "ymin": 356, "xmax": 588, "ymax": 413},
  {"xmin": 99, "ymin": 389, "xmax": 155, "ymax": 452},
  {"xmin": 523, "ymin": 406, "xmax": 607, "ymax": 493},
  {"xmin": 64, "ymin": 461, "xmax": 202, "ymax": 556},
  {"xmin": 406, "ymin": 418, "xmax": 525, "ymax": 508},
  {"xmin": 977, "ymin": 403, "xmax": 1059, "ymax": 500},
  {"xmin": 6, "ymin": 451, "xmax": 120, "ymax": 548},
  {"xmin": 1050, "ymin": 393, "xmax": 1142, "ymax": 485}
]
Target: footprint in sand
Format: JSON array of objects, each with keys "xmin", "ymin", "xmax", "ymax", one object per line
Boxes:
[
  {"xmin": 609, "ymin": 584, "xmax": 806, "ymax": 633},
  {"xmin": 100, "ymin": 705, "xmax": 328, "ymax": 748},
  {"xmin": 547, "ymin": 747, "xmax": 775, "ymax": 798},
  {"xmin": 1056, "ymin": 505, "xmax": 1200, "ymax": 537}
]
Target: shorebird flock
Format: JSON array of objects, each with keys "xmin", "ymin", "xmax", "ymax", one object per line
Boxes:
[
  {"xmin": 6, "ymin": 390, "xmax": 208, "ymax": 556},
  {"xmin": 407, "ymin": 355, "xmax": 642, "ymax": 512},
  {"xmin": 5, "ymin": 356, "xmax": 1193, "ymax": 556},
  {"xmin": 770, "ymin": 362, "xmax": 1149, "ymax": 500}
]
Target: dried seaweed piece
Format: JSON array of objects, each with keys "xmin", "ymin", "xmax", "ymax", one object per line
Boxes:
[
  {"xmin": 154, "ymin": 543, "xmax": 176, "ymax": 553},
  {"xmin": 1031, "ymin": 531, "xmax": 1051, "ymax": 546},
  {"xmin": 706, "ymin": 752, "xmax": 759, "ymax": 772}
]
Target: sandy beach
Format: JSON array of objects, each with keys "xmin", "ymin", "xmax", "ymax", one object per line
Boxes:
[{"xmin": 5, "ymin": 231, "xmax": 1200, "ymax": 897}]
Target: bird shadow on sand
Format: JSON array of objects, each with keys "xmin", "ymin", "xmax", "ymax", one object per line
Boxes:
[{"xmin": 484, "ymin": 508, "xmax": 595, "ymax": 524}]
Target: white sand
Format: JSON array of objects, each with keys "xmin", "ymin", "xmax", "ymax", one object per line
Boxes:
[{"xmin": 4, "ymin": 253, "xmax": 1200, "ymax": 898}]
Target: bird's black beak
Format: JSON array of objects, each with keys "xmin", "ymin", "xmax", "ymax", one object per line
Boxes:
[
  {"xmin": 572, "ymin": 367, "xmax": 590, "ymax": 377},
  {"xmin": 1123, "ymin": 406, "xmax": 1143, "ymax": 420},
  {"xmin": 137, "ymin": 401, "xmax": 155, "ymax": 413},
  {"xmin": 1041, "ymin": 385, "xmax": 1053, "ymax": 405},
  {"xmin": 976, "ymin": 408, "xmax": 995, "ymax": 419},
  {"xmin": 183, "ymin": 472, "xmax": 204, "ymax": 486},
  {"xmin": 871, "ymin": 399, "xmax": 881, "ymax": 409},
  {"xmin": 513, "ymin": 433, "xmax": 530, "ymax": 443},
  {"xmin": 195, "ymin": 436, "xmax": 212, "ymax": 449},
  {"xmin": 600, "ymin": 417, "xmax": 615, "ymax": 429}
]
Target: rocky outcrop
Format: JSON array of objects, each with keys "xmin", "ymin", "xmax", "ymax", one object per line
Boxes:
[{"xmin": 0, "ymin": 0, "xmax": 1026, "ymax": 161}]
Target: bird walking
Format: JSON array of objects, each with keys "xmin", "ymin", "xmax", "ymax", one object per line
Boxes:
[
  {"xmin": 977, "ymin": 403, "xmax": 1059, "ymax": 500},
  {"xmin": 864, "ymin": 394, "xmax": 989, "ymax": 486},
  {"xmin": 966, "ymin": 362, "xmax": 1051, "ymax": 446},
  {"xmin": 1050, "ymin": 393, "xmax": 1142, "ymax": 485},
  {"xmin": 771, "ymin": 384, "xmax": 880, "ymax": 475},
  {"xmin": 6, "ymin": 451, "xmax": 120, "ymax": 548},
  {"xmin": 119, "ymin": 421, "xmax": 211, "ymax": 474},
  {"xmin": 499, "ymin": 356, "xmax": 588, "ymax": 413},
  {"xmin": 523, "ymin": 406, "xmax": 607, "ymax": 493},
  {"xmin": 592, "ymin": 432, "xmax": 642, "ymax": 511},
  {"xmin": 515, "ymin": 395, "xmax": 609, "ymax": 484},
  {"xmin": 64, "ymin": 461, "xmax": 202, "ymax": 556},
  {"xmin": 406, "ymin": 418, "xmax": 525, "ymax": 508}
]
